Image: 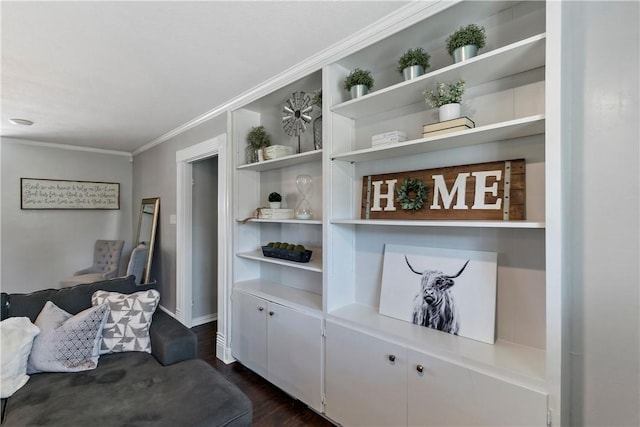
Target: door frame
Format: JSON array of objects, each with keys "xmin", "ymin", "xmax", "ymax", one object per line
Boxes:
[{"xmin": 176, "ymin": 133, "xmax": 233, "ymax": 362}]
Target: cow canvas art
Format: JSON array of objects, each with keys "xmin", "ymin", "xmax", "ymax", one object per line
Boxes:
[{"xmin": 379, "ymin": 245, "xmax": 498, "ymax": 344}]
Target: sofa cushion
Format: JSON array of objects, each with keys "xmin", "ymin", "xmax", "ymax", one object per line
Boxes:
[
  {"xmin": 92, "ymin": 289, "xmax": 160, "ymax": 354},
  {"xmin": 4, "ymin": 352, "xmax": 252, "ymax": 426},
  {"xmin": 2, "ymin": 276, "xmax": 155, "ymax": 322},
  {"xmin": 0, "ymin": 317, "xmax": 40, "ymax": 398},
  {"xmin": 27, "ymin": 302, "xmax": 109, "ymax": 374}
]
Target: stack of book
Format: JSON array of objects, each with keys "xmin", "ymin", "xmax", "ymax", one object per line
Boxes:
[
  {"xmin": 371, "ymin": 130, "xmax": 408, "ymax": 147},
  {"xmin": 422, "ymin": 117, "xmax": 475, "ymax": 138}
]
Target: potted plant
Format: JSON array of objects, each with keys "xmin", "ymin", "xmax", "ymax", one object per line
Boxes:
[
  {"xmin": 397, "ymin": 47, "xmax": 430, "ymax": 81},
  {"xmin": 312, "ymin": 89, "xmax": 322, "ymax": 150},
  {"xmin": 423, "ymin": 80, "xmax": 466, "ymax": 121},
  {"xmin": 246, "ymin": 125, "xmax": 271, "ymax": 163},
  {"xmin": 268, "ymin": 192, "xmax": 282, "ymax": 209},
  {"xmin": 344, "ymin": 68, "xmax": 374, "ymax": 99},
  {"xmin": 446, "ymin": 24, "xmax": 486, "ymax": 63}
]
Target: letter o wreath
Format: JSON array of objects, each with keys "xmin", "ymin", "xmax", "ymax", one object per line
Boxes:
[{"xmin": 396, "ymin": 178, "xmax": 428, "ymax": 211}]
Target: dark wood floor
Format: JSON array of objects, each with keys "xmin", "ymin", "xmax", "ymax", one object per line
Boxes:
[{"xmin": 192, "ymin": 322, "xmax": 335, "ymax": 427}]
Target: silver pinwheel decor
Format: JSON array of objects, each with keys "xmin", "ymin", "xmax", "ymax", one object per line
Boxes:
[{"xmin": 282, "ymin": 91, "xmax": 313, "ymax": 153}]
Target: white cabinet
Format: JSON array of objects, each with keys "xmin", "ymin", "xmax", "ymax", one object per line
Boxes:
[
  {"xmin": 325, "ymin": 321, "xmax": 408, "ymax": 426},
  {"xmin": 325, "ymin": 321, "xmax": 547, "ymax": 427},
  {"xmin": 408, "ymin": 349, "xmax": 547, "ymax": 426},
  {"xmin": 231, "ymin": 289, "xmax": 323, "ymax": 412}
]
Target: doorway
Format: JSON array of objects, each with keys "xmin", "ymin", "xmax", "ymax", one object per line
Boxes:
[{"xmin": 176, "ymin": 134, "xmax": 232, "ymax": 362}]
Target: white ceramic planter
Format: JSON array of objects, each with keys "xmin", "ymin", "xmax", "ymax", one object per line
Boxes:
[
  {"xmin": 439, "ymin": 103, "xmax": 461, "ymax": 121},
  {"xmin": 269, "ymin": 202, "xmax": 281, "ymax": 209}
]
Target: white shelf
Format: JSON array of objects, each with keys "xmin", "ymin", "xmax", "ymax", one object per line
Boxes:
[
  {"xmin": 237, "ymin": 250, "xmax": 322, "ymax": 272},
  {"xmin": 331, "ymin": 219, "xmax": 545, "ymax": 229},
  {"xmin": 238, "ymin": 218, "xmax": 323, "ymax": 225},
  {"xmin": 235, "ymin": 279, "xmax": 322, "ymax": 313},
  {"xmin": 237, "ymin": 150, "xmax": 322, "ymax": 171},
  {"xmin": 331, "ymin": 115, "xmax": 545, "ymax": 163},
  {"xmin": 332, "ymin": 34, "xmax": 546, "ymax": 120},
  {"xmin": 328, "ymin": 303, "xmax": 546, "ymax": 391}
]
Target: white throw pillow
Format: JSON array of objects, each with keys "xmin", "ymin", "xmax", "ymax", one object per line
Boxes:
[
  {"xmin": 91, "ymin": 289, "xmax": 160, "ymax": 354},
  {"xmin": 27, "ymin": 301, "xmax": 110, "ymax": 374},
  {"xmin": 0, "ymin": 317, "xmax": 40, "ymax": 398}
]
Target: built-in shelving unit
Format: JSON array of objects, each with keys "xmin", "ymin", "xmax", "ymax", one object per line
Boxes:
[{"xmin": 229, "ymin": 1, "xmax": 562, "ymax": 424}]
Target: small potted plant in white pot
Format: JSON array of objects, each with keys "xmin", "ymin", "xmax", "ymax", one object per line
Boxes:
[
  {"xmin": 446, "ymin": 24, "xmax": 486, "ymax": 63},
  {"xmin": 268, "ymin": 192, "xmax": 282, "ymax": 209},
  {"xmin": 246, "ymin": 126, "xmax": 271, "ymax": 163},
  {"xmin": 344, "ymin": 68, "xmax": 374, "ymax": 99},
  {"xmin": 423, "ymin": 80, "xmax": 466, "ymax": 122},
  {"xmin": 397, "ymin": 47, "xmax": 430, "ymax": 81}
]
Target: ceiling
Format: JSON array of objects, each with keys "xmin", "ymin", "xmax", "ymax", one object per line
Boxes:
[{"xmin": 1, "ymin": 1, "xmax": 407, "ymax": 154}]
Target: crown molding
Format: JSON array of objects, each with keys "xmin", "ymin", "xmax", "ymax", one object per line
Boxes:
[
  {"xmin": 2, "ymin": 137, "xmax": 133, "ymax": 160},
  {"xmin": 134, "ymin": 1, "xmax": 453, "ymax": 157}
]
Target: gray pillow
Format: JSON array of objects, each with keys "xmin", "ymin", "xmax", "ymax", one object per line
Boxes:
[
  {"xmin": 27, "ymin": 301, "xmax": 109, "ymax": 373},
  {"xmin": 92, "ymin": 289, "xmax": 160, "ymax": 354}
]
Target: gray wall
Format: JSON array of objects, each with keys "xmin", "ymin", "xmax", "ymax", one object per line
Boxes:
[
  {"xmin": 192, "ymin": 156, "xmax": 218, "ymax": 321},
  {"xmin": 567, "ymin": 2, "xmax": 639, "ymax": 426},
  {"xmin": 0, "ymin": 138, "xmax": 133, "ymax": 293},
  {"xmin": 132, "ymin": 114, "xmax": 227, "ymax": 312}
]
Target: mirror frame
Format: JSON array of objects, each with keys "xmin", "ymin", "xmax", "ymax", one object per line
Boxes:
[{"xmin": 136, "ymin": 197, "xmax": 160, "ymax": 284}]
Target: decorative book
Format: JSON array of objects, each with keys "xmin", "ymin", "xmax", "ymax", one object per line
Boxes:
[{"xmin": 422, "ymin": 116, "xmax": 475, "ymax": 134}]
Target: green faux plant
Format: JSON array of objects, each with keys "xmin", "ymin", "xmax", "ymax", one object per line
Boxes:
[
  {"xmin": 246, "ymin": 126, "xmax": 271, "ymax": 150},
  {"xmin": 268, "ymin": 192, "xmax": 281, "ymax": 203},
  {"xmin": 312, "ymin": 89, "xmax": 322, "ymax": 108},
  {"xmin": 445, "ymin": 24, "xmax": 486, "ymax": 56},
  {"xmin": 397, "ymin": 47, "xmax": 431, "ymax": 73},
  {"xmin": 423, "ymin": 80, "xmax": 466, "ymax": 108},
  {"xmin": 344, "ymin": 68, "xmax": 374, "ymax": 91}
]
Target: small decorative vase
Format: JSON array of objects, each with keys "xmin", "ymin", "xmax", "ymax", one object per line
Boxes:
[
  {"xmin": 402, "ymin": 65, "xmax": 425, "ymax": 81},
  {"xmin": 245, "ymin": 147, "xmax": 258, "ymax": 164},
  {"xmin": 452, "ymin": 45, "xmax": 479, "ymax": 63},
  {"xmin": 350, "ymin": 84, "xmax": 369, "ymax": 99},
  {"xmin": 269, "ymin": 202, "xmax": 281, "ymax": 209},
  {"xmin": 313, "ymin": 115, "xmax": 322, "ymax": 150},
  {"xmin": 439, "ymin": 103, "xmax": 461, "ymax": 121}
]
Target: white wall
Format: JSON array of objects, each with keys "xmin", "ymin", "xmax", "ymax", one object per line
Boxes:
[
  {"xmin": 0, "ymin": 139, "xmax": 133, "ymax": 293},
  {"xmin": 567, "ymin": 2, "xmax": 640, "ymax": 426}
]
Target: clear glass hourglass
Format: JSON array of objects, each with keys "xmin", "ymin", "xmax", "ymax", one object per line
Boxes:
[{"xmin": 295, "ymin": 174, "xmax": 313, "ymax": 220}]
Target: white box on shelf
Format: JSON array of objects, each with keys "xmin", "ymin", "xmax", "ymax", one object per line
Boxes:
[
  {"xmin": 371, "ymin": 136, "xmax": 408, "ymax": 147},
  {"xmin": 258, "ymin": 208, "xmax": 294, "ymax": 219},
  {"xmin": 372, "ymin": 130, "xmax": 407, "ymax": 141},
  {"xmin": 263, "ymin": 145, "xmax": 294, "ymax": 160}
]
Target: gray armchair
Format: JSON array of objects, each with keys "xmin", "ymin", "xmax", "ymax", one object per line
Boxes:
[
  {"xmin": 126, "ymin": 243, "xmax": 149, "ymax": 285},
  {"xmin": 60, "ymin": 239, "xmax": 124, "ymax": 288}
]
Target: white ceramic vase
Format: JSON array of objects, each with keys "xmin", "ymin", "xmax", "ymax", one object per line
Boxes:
[
  {"xmin": 438, "ymin": 103, "xmax": 461, "ymax": 122},
  {"xmin": 269, "ymin": 202, "xmax": 281, "ymax": 209}
]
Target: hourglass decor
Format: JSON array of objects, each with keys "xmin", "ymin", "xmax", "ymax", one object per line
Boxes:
[{"xmin": 295, "ymin": 174, "xmax": 313, "ymax": 220}]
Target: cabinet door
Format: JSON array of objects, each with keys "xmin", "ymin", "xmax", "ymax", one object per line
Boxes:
[
  {"xmin": 325, "ymin": 321, "xmax": 408, "ymax": 426},
  {"xmin": 408, "ymin": 349, "xmax": 547, "ymax": 426},
  {"xmin": 231, "ymin": 292, "xmax": 267, "ymax": 377},
  {"xmin": 266, "ymin": 302, "xmax": 323, "ymax": 412}
]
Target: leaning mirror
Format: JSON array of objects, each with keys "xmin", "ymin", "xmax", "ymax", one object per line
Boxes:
[{"xmin": 136, "ymin": 197, "xmax": 160, "ymax": 284}]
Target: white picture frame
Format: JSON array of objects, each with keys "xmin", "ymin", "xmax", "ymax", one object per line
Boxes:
[{"xmin": 379, "ymin": 244, "xmax": 498, "ymax": 344}]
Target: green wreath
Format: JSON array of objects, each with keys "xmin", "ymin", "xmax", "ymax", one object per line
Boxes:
[{"xmin": 396, "ymin": 177, "xmax": 428, "ymax": 211}]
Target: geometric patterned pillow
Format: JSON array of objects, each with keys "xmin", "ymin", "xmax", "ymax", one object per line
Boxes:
[
  {"xmin": 91, "ymin": 289, "xmax": 160, "ymax": 354},
  {"xmin": 27, "ymin": 301, "xmax": 110, "ymax": 374}
]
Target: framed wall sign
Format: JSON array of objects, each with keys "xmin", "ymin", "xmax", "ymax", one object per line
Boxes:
[
  {"xmin": 361, "ymin": 159, "xmax": 525, "ymax": 221},
  {"xmin": 20, "ymin": 178, "xmax": 120, "ymax": 210}
]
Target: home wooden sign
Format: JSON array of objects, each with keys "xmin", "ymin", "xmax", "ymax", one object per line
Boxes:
[{"xmin": 361, "ymin": 159, "xmax": 525, "ymax": 221}]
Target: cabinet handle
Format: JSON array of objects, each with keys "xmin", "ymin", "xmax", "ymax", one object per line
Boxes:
[
  {"xmin": 258, "ymin": 306, "xmax": 264, "ymax": 311},
  {"xmin": 388, "ymin": 354, "xmax": 396, "ymax": 362},
  {"xmin": 269, "ymin": 311, "xmax": 275, "ymax": 316},
  {"xmin": 416, "ymin": 364, "xmax": 424, "ymax": 373}
]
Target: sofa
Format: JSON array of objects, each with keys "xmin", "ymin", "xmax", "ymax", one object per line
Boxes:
[{"xmin": 0, "ymin": 276, "xmax": 252, "ymax": 426}]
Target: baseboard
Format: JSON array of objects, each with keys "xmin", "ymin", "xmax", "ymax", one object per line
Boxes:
[
  {"xmin": 216, "ymin": 332, "xmax": 235, "ymax": 364},
  {"xmin": 191, "ymin": 313, "xmax": 218, "ymax": 327}
]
